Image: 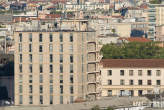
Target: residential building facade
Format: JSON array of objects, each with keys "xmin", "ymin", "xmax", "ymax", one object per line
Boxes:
[
  {"xmin": 101, "ymin": 59, "xmax": 164, "ymax": 97},
  {"xmin": 14, "ymin": 22, "xmax": 101, "ymax": 105}
]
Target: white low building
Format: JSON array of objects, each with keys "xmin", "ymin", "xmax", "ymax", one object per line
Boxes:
[{"xmin": 100, "ymin": 59, "xmax": 164, "ymax": 97}]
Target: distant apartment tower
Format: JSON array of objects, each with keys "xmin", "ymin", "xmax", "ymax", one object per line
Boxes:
[
  {"xmin": 148, "ymin": 4, "xmax": 164, "ymax": 40},
  {"xmin": 14, "ymin": 24, "xmax": 101, "ymax": 105},
  {"xmin": 148, "ymin": 4, "xmax": 156, "ymax": 40}
]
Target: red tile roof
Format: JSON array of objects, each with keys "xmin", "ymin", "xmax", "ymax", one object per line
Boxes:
[
  {"xmin": 45, "ymin": 14, "xmax": 61, "ymax": 19},
  {"xmin": 13, "ymin": 17, "xmax": 28, "ymax": 22},
  {"xmin": 118, "ymin": 37, "xmax": 151, "ymax": 43},
  {"xmin": 140, "ymin": 3, "xmax": 148, "ymax": 9},
  {"xmin": 101, "ymin": 59, "xmax": 164, "ymax": 68}
]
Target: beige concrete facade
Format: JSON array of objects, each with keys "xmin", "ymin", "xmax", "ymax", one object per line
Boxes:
[
  {"xmin": 101, "ymin": 68, "xmax": 164, "ymax": 97},
  {"xmin": 156, "ymin": 5, "xmax": 164, "ymax": 26},
  {"xmin": 14, "ymin": 30, "xmax": 101, "ymax": 105}
]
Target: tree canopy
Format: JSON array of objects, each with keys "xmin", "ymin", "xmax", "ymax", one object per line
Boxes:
[
  {"xmin": 150, "ymin": 0, "xmax": 161, "ymax": 4},
  {"xmin": 101, "ymin": 42, "xmax": 164, "ymax": 59}
]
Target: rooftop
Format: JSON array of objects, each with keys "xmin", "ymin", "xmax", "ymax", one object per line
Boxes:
[
  {"xmin": 118, "ymin": 37, "xmax": 151, "ymax": 43},
  {"xmin": 0, "ymin": 97, "xmax": 150, "ymax": 110},
  {"xmin": 101, "ymin": 59, "xmax": 164, "ymax": 68}
]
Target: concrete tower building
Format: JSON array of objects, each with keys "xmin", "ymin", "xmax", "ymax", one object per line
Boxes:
[{"xmin": 14, "ymin": 20, "xmax": 101, "ymax": 105}]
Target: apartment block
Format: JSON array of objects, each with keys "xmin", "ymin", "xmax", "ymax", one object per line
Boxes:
[
  {"xmin": 148, "ymin": 4, "xmax": 164, "ymax": 40},
  {"xmin": 101, "ymin": 59, "xmax": 164, "ymax": 97},
  {"xmin": 14, "ymin": 26, "xmax": 101, "ymax": 105}
]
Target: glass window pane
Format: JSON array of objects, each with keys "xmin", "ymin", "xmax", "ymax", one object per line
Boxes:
[
  {"xmin": 40, "ymin": 75, "xmax": 43, "ymax": 83},
  {"xmin": 60, "ymin": 44, "xmax": 63, "ymax": 52},
  {"xmin": 60, "ymin": 33, "xmax": 63, "ymax": 42},
  {"xmin": 39, "ymin": 33, "xmax": 42, "ymax": 42},
  {"xmin": 19, "ymin": 95, "xmax": 23, "ymax": 104},
  {"xmin": 60, "ymin": 54, "xmax": 63, "ymax": 63},
  {"xmin": 29, "ymin": 33, "xmax": 32, "ymax": 42},
  {"xmin": 50, "ymin": 85, "xmax": 53, "ymax": 94},
  {"xmin": 49, "ymin": 33, "xmax": 53, "ymax": 42},
  {"xmin": 49, "ymin": 44, "xmax": 53, "ymax": 52}
]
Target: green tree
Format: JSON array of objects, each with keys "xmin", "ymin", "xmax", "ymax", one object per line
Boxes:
[
  {"xmin": 101, "ymin": 42, "xmax": 164, "ymax": 59},
  {"xmin": 106, "ymin": 106, "xmax": 114, "ymax": 110},
  {"xmin": 91, "ymin": 105, "xmax": 100, "ymax": 110},
  {"xmin": 150, "ymin": 0, "xmax": 161, "ymax": 4}
]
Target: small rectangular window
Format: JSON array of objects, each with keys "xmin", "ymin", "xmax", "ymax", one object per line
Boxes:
[
  {"xmin": 108, "ymin": 90, "xmax": 112, "ymax": 96},
  {"xmin": 29, "ymin": 95, "xmax": 33, "ymax": 104},
  {"xmin": 29, "ymin": 44, "xmax": 32, "ymax": 52},
  {"xmin": 120, "ymin": 70, "xmax": 124, "ymax": 76},
  {"xmin": 70, "ymin": 54, "xmax": 73, "ymax": 63},
  {"xmin": 50, "ymin": 95, "xmax": 53, "ymax": 104},
  {"xmin": 19, "ymin": 95, "xmax": 23, "ymax": 104},
  {"xmin": 40, "ymin": 95, "xmax": 43, "ymax": 104},
  {"xmin": 29, "ymin": 64, "xmax": 32, "ymax": 73},
  {"xmin": 138, "ymin": 80, "xmax": 142, "ymax": 85},
  {"xmin": 39, "ymin": 54, "xmax": 43, "ymax": 63},
  {"xmin": 156, "ymin": 70, "xmax": 161, "ymax": 76},
  {"xmin": 60, "ymin": 33, "xmax": 63, "ymax": 42},
  {"xmin": 60, "ymin": 85, "xmax": 63, "ymax": 94},
  {"xmin": 70, "ymin": 64, "xmax": 73, "ymax": 73},
  {"xmin": 108, "ymin": 80, "xmax": 112, "ymax": 85},
  {"xmin": 39, "ymin": 45, "xmax": 43, "ymax": 52},
  {"xmin": 19, "ymin": 85, "xmax": 22, "ymax": 93},
  {"xmin": 70, "ymin": 96, "xmax": 74, "ymax": 103},
  {"xmin": 138, "ymin": 90, "xmax": 143, "ymax": 96},
  {"xmin": 50, "ymin": 75, "xmax": 53, "ymax": 83},
  {"xmin": 19, "ymin": 43, "xmax": 22, "ymax": 52},
  {"xmin": 157, "ymin": 80, "xmax": 161, "ymax": 85},
  {"xmin": 19, "ymin": 75, "xmax": 23, "ymax": 83},
  {"xmin": 29, "ymin": 54, "xmax": 32, "ymax": 63},
  {"xmin": 138, "ymin": 70, "xmax": 142, "ymax": 76},
  {"xmin": 39, "ymin": 33, "xmax": 42, "ymax": 42},
  {"xmin": 60, "ymin": 54, "xmax": 63, "ymax": 63},
  {"xmin": 60, "ymin": 64, "xmax": 63, "ymax": 73},
  {"xmin": 20, "ymin": 54, "xmax": 22, "ymax": 63},
  {"xmin": 49, "ymin": 33, "xmax": 53, "ymax": 42},
  {"xmin": 129, "ymin": 70, "xmax": 133, "ymax": 76},
  {"xmin": 70, "ymin": 85, "xmax": 74, "ymax": 94},
  {"xmin": 120, "ymin": 79, "xmax": 124, "ymax": 85},
  {"xmin": 40, "ymin": 75, "xmax": 43, "ymax": 83},
  {"xmin": 29, "ymin": 85, "xmax": 32, "ymax": 93},
  {"xmin": 50, "ymin": 64, "xmax": 53, "ymax": 73},
  {"xmin": 147, "ymin": 80, "xmax": 152, "ymax": 85},
  {"xmin": 40, "ymin": 64, "xmax": 43, "ymax": 73},
  {"xmin": 147, "ymin": 70, "xmax": 152, "ymax": 76},
  {"xmin": 60, "ymin": 96, "xmax": 63, "ymax": 104},
  {"xmin": 50, "ymin": 54, "xmax": 53, "ymax": 63},
  {"xmin": 19, "ymin": 64, "xmax": 22, "ymax": 73},
  {"xmin": 40, "ymin": 85, "xmax": 43, "ymax": 94},
  {"xmin": 49, "ymin": 44, "xmax": 53, "ymax": 52},
  {"xmin": 60, "ymin": 75, "xmax": 63, "ymax": 83},
  {"xmin": 69, "ymin": 44, "xmax": 73, "ymax": 53},
  {"xmin": 129, "ymin": 80, "xmax": 134, "ymax": 85},
  {"xmin": 19, "ymin": 33, "xmax": 22, "ymax": 42},
  {"xmin": 29, "ymin": 75, "xmax": 32, "ymax": 83},
  {"xmin": 50, "ymin": 85, "xmax": 53, "ymax": 94},
  {"xmin": 70, "ymin": 75, "xmax": 73, "ymax": 83},
  {"xmin": 60, "ymin": 44, "xmax": 63, "ymax": 52},
  {"xmin": 108, "ymin": 70, "xmax": 112, "ymax": 76},
  {"xmin": 29, "ymin": 33, "xmax": 32, "ymax": 42},
  {"xmin": 70, "ymin": 33, "xmax": 73, "ymax": 42}
]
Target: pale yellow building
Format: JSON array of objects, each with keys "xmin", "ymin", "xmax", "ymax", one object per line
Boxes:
[
  {"xmin": 14, "ymin": 21, "xmax": 101, "ymax": 105},
  {"xmin": 101, "ymin": 59, "xmax": 164, "ymax": 97},
  {"xmin": 156, "ymin": 5, "xmax": 164, "ymax": 26}
]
